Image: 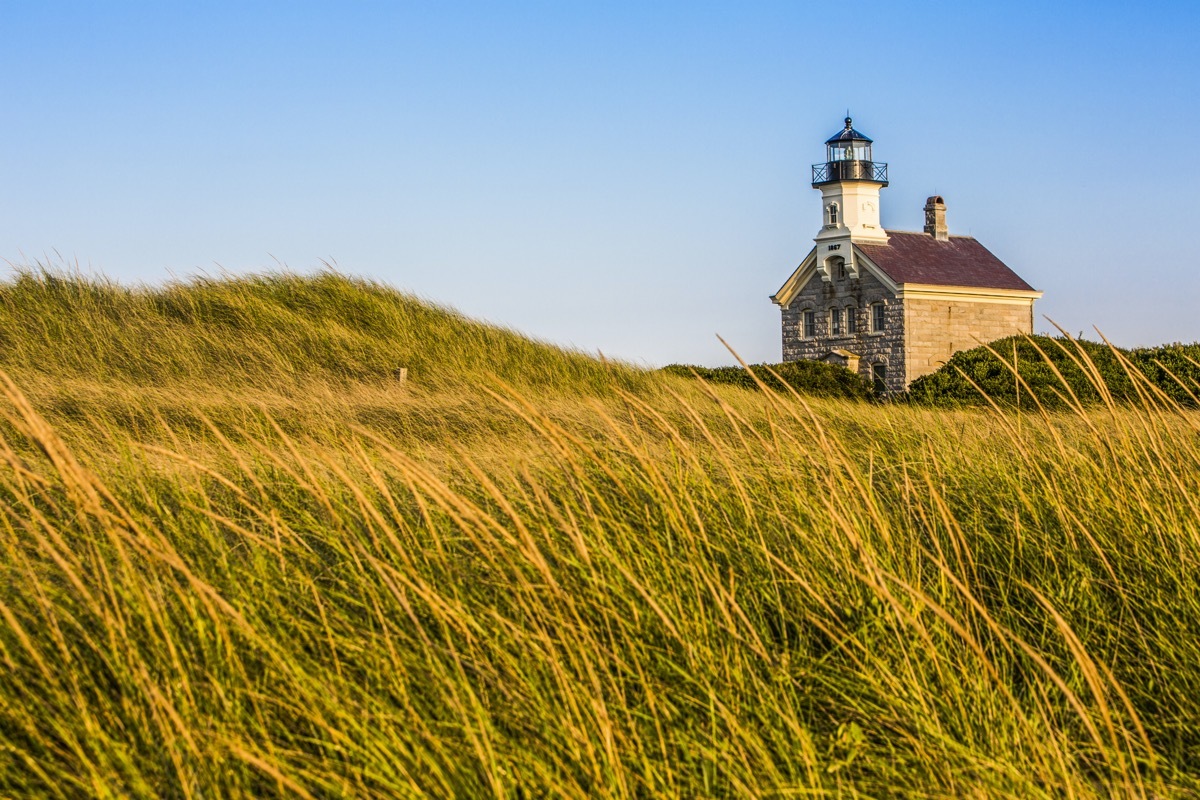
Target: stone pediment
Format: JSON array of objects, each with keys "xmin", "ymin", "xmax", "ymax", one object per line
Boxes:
[{"xmin": 819, "ymin": 349, "xmax": 860, "ymax": 373}]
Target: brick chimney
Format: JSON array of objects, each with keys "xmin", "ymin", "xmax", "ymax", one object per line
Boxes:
[{"xmin": 924, "ymin": 196, "xmax": 948, "ymax": 241}]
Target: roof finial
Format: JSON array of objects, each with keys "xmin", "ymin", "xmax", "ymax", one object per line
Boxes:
[{"xmin": 845, "ymin": 110, "xmax": 852, "ymax": 129}]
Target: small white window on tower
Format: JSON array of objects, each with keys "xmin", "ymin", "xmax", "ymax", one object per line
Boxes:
[{"xmin": 828, "ymin": 203, "xmax": 839, "ymax": 226}]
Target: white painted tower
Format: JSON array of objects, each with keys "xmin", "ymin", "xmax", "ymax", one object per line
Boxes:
[{"xmin": 810, "ymin": 117, "xmax": 889, "ymax": 281}]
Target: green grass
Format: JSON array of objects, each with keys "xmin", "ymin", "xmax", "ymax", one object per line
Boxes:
[
  {"xmin": 1, "ymin": 270, "xmax": 1199, "ymax": 797},
  {"xmin": 0, "ymin": 269, "xmax": 644, "ymax": 394}
]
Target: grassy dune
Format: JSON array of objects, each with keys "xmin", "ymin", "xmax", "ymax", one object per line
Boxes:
[{"xmin": 1, "ymin": 271, "xmax": 1199, "ymax": 797}]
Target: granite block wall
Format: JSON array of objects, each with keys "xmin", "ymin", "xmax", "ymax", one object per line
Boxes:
[{"xmin": 779, "ymin": 269, "xmax": 907, "ymax": 394}]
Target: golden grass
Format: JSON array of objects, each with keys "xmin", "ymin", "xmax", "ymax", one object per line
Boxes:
[{"xmin": 0, "ymin": 271, "xmax": 1198, "ymax": 797}]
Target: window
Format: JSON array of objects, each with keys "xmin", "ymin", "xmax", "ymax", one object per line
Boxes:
[
  {"xmin": 872, "ymin": 363, "xmax": 887, "ymax": 393},
  {"xmin": 872, "ymin": 303, "xmax": 886, "ymax": 332},
  {"xmin": 828, "ymin": 203, "xmax": 839, "ymax": 226},
  {"xmin": 826, "ymin": 256, "xmax": 846, "ymax": 281},
  {"xmin": 846, "ymin": 306, "xmax": 857, "ymax": 334},
  {"xmin": 804, "ymin": 310, "xmax": 816, "ymax": 338},
  {"xmin": 830, "ymin": 307, "xmax": 842, "ymax": 335}
]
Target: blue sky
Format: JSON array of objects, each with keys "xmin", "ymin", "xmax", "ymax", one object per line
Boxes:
[{"xmin": 3, "ymin": 1, "xmax": 1198, "ymax": 366}]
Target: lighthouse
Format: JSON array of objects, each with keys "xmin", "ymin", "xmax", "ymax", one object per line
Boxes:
[
  {"xmin": 810, "ymin": 117, "xmax": 889, "ymax": 281},
  {"xmin": 771, "ymin": 115, "xmax": 1042, "ymax": 392}
]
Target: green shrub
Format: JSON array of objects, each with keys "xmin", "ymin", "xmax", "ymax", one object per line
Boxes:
[
  {"xmin": 1128, "ymin": 343, "xmax": 1200, "ymax": 406},
  {"xmin": 661, "ymin": 359, "xmax": 878, "ymax": 400},
  {"xmin": 905, "ymin": 335, "xmax": 1200, "ymax": 409}
]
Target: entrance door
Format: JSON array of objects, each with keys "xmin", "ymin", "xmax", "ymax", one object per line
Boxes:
[{"xmin": 872, "ymin": 363, "xmax": 887, "ymax": 394}]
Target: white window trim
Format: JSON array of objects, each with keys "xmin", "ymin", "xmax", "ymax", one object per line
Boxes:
[
  {"xmin": 801, "ymin": 308, "xmax": 818, "ymax": 339},
  {"xmin": 869, "ymin": 301, "xmax": 887, "ymax": 335}
]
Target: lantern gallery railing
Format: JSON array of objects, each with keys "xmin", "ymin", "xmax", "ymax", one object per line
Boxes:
[{"xmin": 811, "ymin": 160, "xmax": 888, "ymax": 185}]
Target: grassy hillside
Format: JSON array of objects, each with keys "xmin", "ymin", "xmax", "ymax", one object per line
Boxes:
[
  {"xmin": 0, "ymin": 270, "xmax": 643, "ymax": 392},
  {"xmin": 2, "ymin": 272, "xmax": 1200, "ymax": 798}
]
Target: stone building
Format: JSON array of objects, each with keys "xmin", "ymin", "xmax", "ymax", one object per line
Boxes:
[{"xmin": 770, "ymin": 118, "xmax": 1042, "ymax": 393}]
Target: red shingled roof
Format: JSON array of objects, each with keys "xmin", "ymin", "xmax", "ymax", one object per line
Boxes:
[{"xmin": 857, "ymin": 231, "xmax": 1036, "ymax": 291}]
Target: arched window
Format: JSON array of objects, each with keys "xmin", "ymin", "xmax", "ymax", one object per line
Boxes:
[
  {"xmin": 827, "ymin": 203, "xmax": 839, "ymax": 226},
  {"xmin": 846, "ymin": 305, "xmax": 858, "ymax": 334},
  {"xmin": 830, "ymin": 306, "xmax": 842, "ymax": 335},
  {"xmin": 803, "ymin": 310, "xmax": 817, "ymax": 339},
  {"xmin": 826, "ymin": 255, "xmax": 846, "ymax": 281}
]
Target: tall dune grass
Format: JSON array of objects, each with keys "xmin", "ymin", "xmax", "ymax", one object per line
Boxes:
[{"xmin": 1, "ymin": 271, "xmax": 1199, "ymax": 797}]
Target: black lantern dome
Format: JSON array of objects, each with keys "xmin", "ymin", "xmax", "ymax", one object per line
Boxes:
[
  {"xmin": 812, "ymin": 116, "xmax": 888, "ymax": 187},
  {"xmin": 825, "ymin": 117, "xmax": 874, "ymax": 146}
]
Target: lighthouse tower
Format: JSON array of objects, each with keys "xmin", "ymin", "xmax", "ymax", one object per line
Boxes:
[{"xmin": 811, "ymin": 116, "xmax": 889, "ymax": 280}]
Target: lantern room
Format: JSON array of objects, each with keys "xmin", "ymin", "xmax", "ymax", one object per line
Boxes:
[{"xmin": 812, "ymin": 117, "xmax": 888, "ymax": 187}]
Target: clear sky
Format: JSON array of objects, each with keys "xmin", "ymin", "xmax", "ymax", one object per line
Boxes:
[{"xmin": 3, "ymin": 0, "xmax": 1198, "ymax": 366}]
